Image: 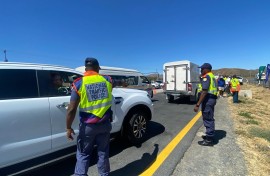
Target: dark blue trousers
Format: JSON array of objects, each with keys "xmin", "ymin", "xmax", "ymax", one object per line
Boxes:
[
  {"xmin": 75, "ymin": 120, "xmax": 112, "ymax": 176},
  {"xmin": 233, "ymin": 91, "xmax": 238, "ymax": 103},
  {"xmin": 201, "ymin": 98, "xmax": 216, "ymax": 138}
]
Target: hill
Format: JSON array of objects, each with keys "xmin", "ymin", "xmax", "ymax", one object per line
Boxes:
[
  {"xmin": 146, "ymin": 68, "xmax": 259, "ymax": 80},
  {"xmin": 212, "ymin": 68, "xmax": 258, "ymax": 78}
]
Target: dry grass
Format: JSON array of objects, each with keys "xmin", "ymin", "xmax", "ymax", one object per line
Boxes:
[{"xmin": 227, "ymin": 84, "xmax": 270, "ymax": 176}]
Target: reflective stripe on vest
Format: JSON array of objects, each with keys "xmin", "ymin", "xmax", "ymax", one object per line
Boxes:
[
  {"xmin": 79, "ymin": 101, "xmax": 112, "ymax": 112},
  {"xmin": 78, "ymin": 74, "xmax": 112, "ymax": 118},
  {"xmin": 205, "ymin": 72, "xmax": 218, "ymax": 96}
]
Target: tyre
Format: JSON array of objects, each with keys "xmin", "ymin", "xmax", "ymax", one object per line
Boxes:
[
  {"xmin": 167, "ymin": 94, "xmax": 174, "ymax": 103},
  {"xmin": 126, "ymin": 111, "xmax": 148, "ymax": 144},
  {"xmin": 190, "ymin": 90, "xmax": 198, "ymax": 102}
]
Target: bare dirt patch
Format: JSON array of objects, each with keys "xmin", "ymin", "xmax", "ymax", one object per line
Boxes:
[{"xmin": 227, "ymin": 84, "xmax": 270, "ymax": 176}]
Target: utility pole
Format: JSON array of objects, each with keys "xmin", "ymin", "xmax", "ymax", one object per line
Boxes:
[{"xmin": 4, "ymin": 50, "xmax": 8, "ymax": 62}]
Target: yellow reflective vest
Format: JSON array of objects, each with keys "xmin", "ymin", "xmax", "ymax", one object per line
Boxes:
[
  {"xmin": 230, "ymin": 78, "xmax": 240, "ymax": 92},
  {"xmin": 197, "ymin": 77, "xmax": 202, "ymax": 97},
  {"xmin": 78, "ymin": 74, "xmax": 112, "ymax": 118},
  {"xmin": 197, "ymin": 83, "xmax": 202, "ymax": 93},
  {"xmin": 202, "ymin": 72, "xmax": 218, "ymax": 96}
]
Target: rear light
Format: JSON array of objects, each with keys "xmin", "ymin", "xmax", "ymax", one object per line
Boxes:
[{"xmin": 188, "ymin": 83, "xmax": 192, "ymax": 91}]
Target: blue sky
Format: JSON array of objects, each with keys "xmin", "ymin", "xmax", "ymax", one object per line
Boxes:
[{"xmin": 0, "ymin": 0, "xmax": 270, "ymax": 74}]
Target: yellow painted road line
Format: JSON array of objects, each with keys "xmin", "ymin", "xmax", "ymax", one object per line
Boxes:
[{"xmin": 140, "ymin": 112, "xmax": 202, "ymax": 176}]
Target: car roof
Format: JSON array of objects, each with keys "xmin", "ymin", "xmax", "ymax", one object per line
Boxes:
[{"xmin": 0, "ymin": 62, "xmax": 82, "ymax": 74}]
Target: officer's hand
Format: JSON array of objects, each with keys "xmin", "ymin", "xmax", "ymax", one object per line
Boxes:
[
  {"xmin": 194, "ymin": 106, "xmax": 199, "ymax": 112},
  {"xmin": 66, "ymin": 128, "xmax": 75, "ymax": 141}
]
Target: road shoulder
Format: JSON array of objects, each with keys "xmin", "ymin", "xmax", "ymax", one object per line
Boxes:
[{"xmin": 171, "ymin": 97, "xmax": 248, "ymax": 176}]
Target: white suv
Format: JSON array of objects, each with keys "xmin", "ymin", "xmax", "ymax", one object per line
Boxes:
[
  {"xmin": 0, "ymin": 62, "xmax": 153, "ymax": 172},
  {"xmin": 236, "ymin": 76, "xmax": 243, "ymax": 85}
]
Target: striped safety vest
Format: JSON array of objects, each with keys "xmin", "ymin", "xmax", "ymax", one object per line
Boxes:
[
  {"xmin": 202, "ymin": 72, "xmax": 218, "ymax": 96},
  {"xmin": 78, "ymin": 74, "xmax": 112, "ymax": 118},
  {"xmin": 230, "ymin": 78, "xmax": 240, "ymax": 92},
  {"xmin": 197, "ymin": 82, "xmax": 202, "ymax": 94}
]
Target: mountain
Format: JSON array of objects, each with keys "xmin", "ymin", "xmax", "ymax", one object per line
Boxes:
[
  {"xmin": 146, "ymin": 68, "xmax": 259, "ymax": 81},
  {"xmin": 212, "ymin": 68, "xmax": 258, "ymax": 78}
]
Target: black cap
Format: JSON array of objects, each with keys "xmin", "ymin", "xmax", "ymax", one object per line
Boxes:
[
  {"xmin": 85, "ymin": 57, "xmax": 100, "ymax": 68},
  {"xmin": 199, "ymin": 63, "xmax": 212, "ymax": 70}
]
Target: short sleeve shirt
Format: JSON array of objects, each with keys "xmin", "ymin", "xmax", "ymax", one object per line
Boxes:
[{"xmin": 201, "ymin": 75, "xmax": 211, "ymax": 91}]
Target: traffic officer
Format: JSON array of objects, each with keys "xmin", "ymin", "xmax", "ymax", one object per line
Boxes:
[
  {"xmin": 194, "ymin": 63, "xmax": 217, "ymax": 146},
  {"xmin": 230, "ymin": 74, "xmax": 240, "ymax": 103},
  {"xmin": 66, "ymin": 57, "xmax": 113, "ymax": 176}
]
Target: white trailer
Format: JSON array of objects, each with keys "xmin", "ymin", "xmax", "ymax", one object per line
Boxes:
[{"xmin": 163, "ymin": 60, "xmax": 200, "ymax": 103}]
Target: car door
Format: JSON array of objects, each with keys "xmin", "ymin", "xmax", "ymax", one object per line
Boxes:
[
  {"xmin": 0, "ymin": 69, "xmax": 51, "ymax": 167},
  {"xmin": 38, "ymin": 70, "xmax": 81, "ymax": 150}
]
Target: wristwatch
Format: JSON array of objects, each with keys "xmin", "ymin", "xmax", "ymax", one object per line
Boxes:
[{"xmin": 196, "ymin": 104, "xmax": 200, "ymax": 107}]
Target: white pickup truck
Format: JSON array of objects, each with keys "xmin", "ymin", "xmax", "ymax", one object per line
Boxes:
[{"xmin": 0, "ymin": 62, "xmax": 154, "ymax": 173}]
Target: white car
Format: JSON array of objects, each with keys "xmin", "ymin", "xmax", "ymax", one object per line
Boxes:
[
  {"xmin": 0, "ymin": 62, "xmax": 153, "ymax": 173},
  {"xmin": 151, "ymin": 80, "xmax": 164, "ymax": 89},
  {"xmin": 236, "ymin": 76, "xmax": 243, "ymax": 85}
]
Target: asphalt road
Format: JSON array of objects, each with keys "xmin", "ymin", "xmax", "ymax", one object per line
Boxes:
[{"xmin": 16, "ymin": 93, "xmax": 203, "ymax": 176}]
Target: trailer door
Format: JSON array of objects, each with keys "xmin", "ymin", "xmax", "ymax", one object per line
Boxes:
[{"xmin": 165, "ymin": 64, "xmax": 187, "ymax": 91}]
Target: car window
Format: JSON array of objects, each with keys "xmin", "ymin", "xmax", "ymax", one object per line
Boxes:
[
  {"xmin": 140, "ymin": 76, "xmax": 150, "ymax": 84},
  {"xmin": 38, "ymin": 70, "xmax": 81, "ymax": 97},
  {"xmin": 0, "ymin": 69, "xmax": 38, "ymax": 100},
  {"xmin": 110, "ymin": 75, "xmax": 138, "ymax": 87}
]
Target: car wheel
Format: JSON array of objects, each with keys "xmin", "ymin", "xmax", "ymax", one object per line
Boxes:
[{"xmin": 126, "ymin": 111, "xmax": 148, "ymax": 144}]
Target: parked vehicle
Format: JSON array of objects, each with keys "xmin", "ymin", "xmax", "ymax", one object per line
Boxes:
[
  {"xmin": 151, "ymin": 80, "xmax": 164, "ymax": 89},
  {"xmin": 163, "ymin": 60, "xmax": 200, "ymax": 103},
  {"xmin": 236, "ymin": 76, "xmax": 243, "ymax": 85},
  {"xmin": 76, "ymin": 66, "xmax": 153, "ymax": 98},
  {"xmin": 0, "ymin": 62, "xmax": 153, "ymax": 171}
]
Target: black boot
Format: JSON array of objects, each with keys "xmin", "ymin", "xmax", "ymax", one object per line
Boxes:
[
  {"xmin": 198, "ymin": 136, "xmax": 214, "ymax": 146},
  {"xmin": 201, "ymin": 135, "xmax": 206, "ymax": 140}
]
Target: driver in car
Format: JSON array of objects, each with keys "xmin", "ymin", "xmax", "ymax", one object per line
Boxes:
[{"xmin": 49, "ymin": 73, "xmax": 67, "ymax": 96}]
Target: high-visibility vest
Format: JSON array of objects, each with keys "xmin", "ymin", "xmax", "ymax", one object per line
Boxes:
[
  {"xmin": 197, "ymin": 83, "xmax": 202, "ymax": 96},
  {"xmin": 197, "ymin": 83, "xmax": 202, "ymax": 93},
  {"xmin": 202, "ymin": 72, "xmax": 218, "ymax": 96},
  {"xmin": 78, "ymin": 74, "xmax": 112, "ymax": 118},
  {"xmin": 230, "ymin": 78, "xmax": 240, "ymax": 92}
]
